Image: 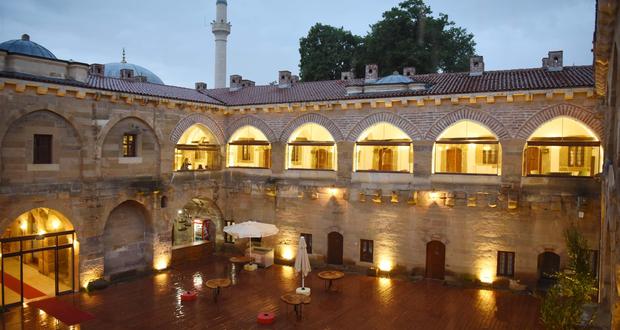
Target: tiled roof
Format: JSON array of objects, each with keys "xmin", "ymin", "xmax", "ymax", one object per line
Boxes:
[
  {"xmin": 1, "ymin": 65, "xmax": 594, "ymax": 107},
  {"xmin": 204, "ymin": 65, "xmax": 594, "ymax": 106}
]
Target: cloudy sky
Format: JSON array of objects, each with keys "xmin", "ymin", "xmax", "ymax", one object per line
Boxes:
[{"xmin": 0, "ymin": 0, "xmax": 595, "ymax": 88}]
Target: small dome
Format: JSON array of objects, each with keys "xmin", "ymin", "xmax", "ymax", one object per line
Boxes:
[
  {"xmin": 104, "ymin": 62, "xmax": 164, "ymax": 85},
  {"xmin": 375, "ymin": 72, "xmax": 414, "ymax": 84},
  {"xmin": 0, "ymin": 34, "xmax": 57, "ymax": 59}
]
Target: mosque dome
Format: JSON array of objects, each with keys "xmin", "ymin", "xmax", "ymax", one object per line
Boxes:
[
  {"xmin": 104, "ymin": 50, "xmax": 164, "ymax": 84},
  {"xmin": 0, "ymin": 34, "xmax": 57, "ymax": 59},
  {"xmin": 375, "ymin": 72, "xmax": 414, "ymax": 84}
]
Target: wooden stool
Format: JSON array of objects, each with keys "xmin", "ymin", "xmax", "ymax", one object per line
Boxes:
[{"xmin": 205, "ymin": 278, "xmax": 231, "ymax": 302}]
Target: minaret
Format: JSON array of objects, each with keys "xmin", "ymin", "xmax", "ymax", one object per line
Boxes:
[{"xmin": 212, "ymin": 0, "xmax": 231, "ymax": 88}]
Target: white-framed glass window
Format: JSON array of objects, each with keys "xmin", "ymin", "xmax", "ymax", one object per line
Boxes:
[
  {"xmin": 287, "ymin": 123, "xmax": 336, "ymax": 171},
  {"xmin": 434, "ymin": 120, "xmax": 501, "ymax": 175}
]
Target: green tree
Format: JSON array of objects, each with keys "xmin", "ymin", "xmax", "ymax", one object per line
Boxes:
[
  {"xmin": 298, "ymin": 23, "xmax": 362, "ymax": 81},
  {"xmin": 540, "ymin": 226, "xmax": 597, "ymax": 329},
  {"xmin": 362, "ymin": 0, "xmax": 475, "ymax": 76}
]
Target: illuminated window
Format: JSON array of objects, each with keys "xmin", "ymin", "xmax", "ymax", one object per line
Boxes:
[
  {"xmin": 434, "ymin": 121, "xmax": 501, "ymax": 175},
  {"xmin": 287, "ymin": 123, "xmax": 336, "ymax": 170},
  {"xmin": 360, "ymin": 239, "xmax": 374, "ymax": 262},
  {"xmin": 523, "ymin": 117, "xmax": 601, "ymax": 177},
  {"xmin": 224, "ymin": 220, "xmax": 235, "ymax": 243},
  {"xmin": 497, "ymin": 251, "xmax": 515, "ymax": 277},
  {"xmin": 227, "ymin": 126, "xmax": 271, "ymax": 168},
  {"xmin": 354, "ymin": 123, "xmax": 413, "ymax": 173},
  {"xmin": 300, "ymin": 233, "xmax": 313, "ymax": 254},
  {"xmin": 174, "ymin": 124, "xmax": 220, "ymax": 171},
  {"xmin": 122, "ymin": 133, "xmax": 137, "ymax": 157}
]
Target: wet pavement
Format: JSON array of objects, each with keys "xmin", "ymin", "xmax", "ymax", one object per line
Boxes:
[{"xmin": 0, "ymin": 255, "xmax": 543, "ymax": 329}]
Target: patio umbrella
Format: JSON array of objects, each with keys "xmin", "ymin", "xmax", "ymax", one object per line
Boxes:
[
  {"xmin": 294, "ymin": 236, "xmax": 312, "ymax": 295},
  {"xmin": 223, "ymin": 221, "xmax": 279, "ymax": 262}
]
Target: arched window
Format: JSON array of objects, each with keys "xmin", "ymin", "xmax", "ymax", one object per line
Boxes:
[
  {"xmin": 227, "ymin": 126, "xmax": 271, "ymax": 168},
  {"xmin": 354, "ymin": 122, "xmax": 413, "ymax": 173},
  {"xmin": 287, "ymin": 123, "xmax": 336, "ymax": 170},
  {"xmin": 524, "ymin": 117, "xmax": 601, "ymax": 177},
  {"xmin": 174, "ymin": 124, "xmax": 220, "ymax": 171},
  {"xmin": 434, "ymin": 120, "xmax": 501, "ymax": 175}
]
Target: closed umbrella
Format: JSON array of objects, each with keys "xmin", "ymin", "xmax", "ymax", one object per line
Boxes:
[
  {"xmin": 223, "ymin": 221, "xmax": 279, "ymax": 263},
  {"xmin": 294, "ymin": 236, "xmax": 312, "ymax": 295}
]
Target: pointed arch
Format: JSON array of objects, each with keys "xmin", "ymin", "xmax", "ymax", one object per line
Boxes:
[
  {"xmin": 280, "ymin": 113, "xmax": 344, "ymax": 142},
  {"xmin": 426, "ymin": 107, "xmax": 511, "ymax": 140},
  {"xmin": 346, "ymin": 112, "xmax": 421, "ymax": 141},
  {"xmin": 170, "ymin": 114, "xmax": 225, "ymax": 145},
  {"xmin": 226, "ymin": 115, "xmax": 277, "ymax": 142},
  {"xmin": 96, "ymin": 114, "xmax": 163, "ymax": 158},
  {"xmin": 517, "ymin": 104, "xmax": 602, "ymax": 140}
]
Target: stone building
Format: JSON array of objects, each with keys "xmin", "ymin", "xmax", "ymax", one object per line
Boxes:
[{"xmin": 0, "ymin": 0, "xmax": 605, "ymax": 312}]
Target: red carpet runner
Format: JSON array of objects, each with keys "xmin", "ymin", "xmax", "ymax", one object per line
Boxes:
[
  {"xmin": 1, "ymin": 272, "xmax": 47, "ymax": 299},
  {"xmin": 29, "ymin": 298, "xmax": 95, "ymax": 326}
]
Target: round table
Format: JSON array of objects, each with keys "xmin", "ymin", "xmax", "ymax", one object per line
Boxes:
[
  {"xmin": 281, "ymin": 293, "xmax": 311, "ymax": 320},
  {"xmin": 318, "ymin": 270, "xmax": 344, "ymax": 291},
  {"xmin": 205, "ymin": 278, "xmax": 231, "ymax": 302},
  {"xmin": 229, "ymin": 256, "xmax": 254, "ymax": 273}
]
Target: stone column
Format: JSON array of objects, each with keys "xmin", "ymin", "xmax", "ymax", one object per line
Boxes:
[
  {"xmin": 413, "ymin": 140, "xmax": 434, "ymax": 185},
  {"xmin": 500, "ymin": 139, "xmax": 526, "ymax": 183},
  {"xmin": 270, "ymin": 142, "xmax": 286, "ymax": 174},
  {"xmin": 337, "ymin": 141, "xmax": 354, "ymax": 181}
]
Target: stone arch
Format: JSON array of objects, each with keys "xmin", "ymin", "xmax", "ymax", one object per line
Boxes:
[
  {"xmin": 280, "ymin": 113, "xmax": 344, "ymax": 142},
  {"xmin": 516, "ymin": 104, "xmax": 603, "ymax": 140},
  {"xmin": 0, "ymin": 108, "xmax": 84, "ymax": 149},
  {"xmin": 346, "ymin": 112, "xmax": 422, "ymax": 141},
  {"xmin": 96, "ymin": 114, "xmax": 163, "ymax": 157},
  {"xmin": 226, "ymin": 115, "xmax": 277, "ymax": 143},
  {"xmin": 0, "ymin": 204, "xmax": 78, "ymax": 240},
  {"xmin": 425, "ymin": 107, "xmax": 511, "ymax": 140},
  {"xmin": 1, "ymin": 110, "xmax": 84, "ymax": 184},
  {"xmin": 103, "ymin": 200, "xmax": 154, "ymax": 278},
  {"xmin": 171, "ymin": 196, "xmax": 224, "ymax": 247},
  {"xmin": 169, "ymin": 113, "xmax": 225, "ymax": 145}
]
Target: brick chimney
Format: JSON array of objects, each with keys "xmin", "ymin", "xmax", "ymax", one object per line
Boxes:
[
  {"xmin": 279, "ymin": 70, "xmax": 292, "ymax": 88},
  {"xmin": 469, "ymin": 56, "xmax": 484, "ymax": 76},
  {"xmin": 120, "ymin": 68, "xmax": 134, "ymax": 80},
  {"xmin": 241, "ymin": 79, "xmax": 255, "ymax": 87},
  {"xmin": 341, "ymin": 71, "xmax": 355, "ymax": 81},
  {"xmin": 542, "ymin": 50, "xmax": 563, "ymax": 71},
  {"xmin": 403, "ymin": 67, "xmax": 416, "ymax": 78},
  {"xmin": 195, "ymin": 82, "xmax": 207, "ymax": 91},
  {"xmin": 230, "ymin": 74, "xmax": 242, "ymax": 91},
  {"xmin": 291, "ymin": 75, "xmax": 300, "ymax": 83},
  {"xmin": 88, "ymin": 63, "xmax": 105, "ymax": 76},
  {"xmin": 365, "ymin": 64, "xmax": 378, "ymax": 81}
]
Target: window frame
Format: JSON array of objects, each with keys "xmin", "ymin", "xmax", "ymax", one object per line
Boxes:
[
  {"xmin": 523, "ymin": 141, "xmax": 601, "ymax": 178},
  {"xmin": 227, "ymin": 140, "xmax": 271, "ymax": 169},
  {"xmin": 354, "ymin": 141, "xmax": 413, "ymax": 173},
  {"xmin": 122, "ymin": 133, "xmax": 138, "ymax": 158},
  {"xmin": 360, "ymin": 239, "xmax": 374, "ymax": 263},
  {"xmin": 496, "ymin": 251, "xmax": 515, "ymax": 277},
  {"xmin": 33, "ymin": 134, "xmax": 53, "ymax": 164},
  {"xmin": 434, "ymin": 140, "xmax": 500, "ymax": 175},
  {"xmin": 300, "ymin": 233, "xmax": 312, "ymax": 254},
  {"xmin": 224, "ymin": 220, "xmax": 235, "ymax": 244},
  {"xmin": 287, "ymin": 141, "xmax": 336, "ymax": 171}
]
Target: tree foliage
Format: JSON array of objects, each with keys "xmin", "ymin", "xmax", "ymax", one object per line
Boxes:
[
  {"xmin": 298, "ymin": 0, "xmax": 476, "ymax": 81},
  {"xmin": 540, "ymin": 226, "xmax": 597, "ymax": 330}
]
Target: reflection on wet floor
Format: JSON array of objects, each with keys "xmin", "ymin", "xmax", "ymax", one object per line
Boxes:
[{"xmin": 1, "ymin": 255, "xmax": 544, "ymax": 329}]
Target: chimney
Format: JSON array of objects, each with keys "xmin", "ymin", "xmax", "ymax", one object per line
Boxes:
[
  {"xmin": 469, "ymin": 56, "xmax": 484, "ymax": 76},
  {"xmin": 291, "ymin": 75, "xmax": 300, "ymax": 83},
  {"xmin": 403, "ymin": 67, "xmax": 416, "ymax": 77},
  {"xmin": 543, "ymin": 50, "xmax": 563, "ymax": 71},
  {"xmin": 278, "ymin": 70, "xmax": 292, "ymax": 88},
  {"xmin": 341, "ymin": 71, "xmax": 355, "ymax": 81},
  {"xmin": 365, "ymin": 64, "xmax": 378, "ymax": 81},
  {"xmin": 120, "ymin": 68, "xmax": 134, "ymax": 80},
  {"xmin": 241, "ymin": 79, "xmax": 255, "ymax": 87},
  {"xmin": 88, "ymin": 63, "xmax": 105, "ymax": 76},
  {"xmin": 230, "ymin": 74, "xmax": 242, "ymax": 91},
  {"xmin": 195, "ymin": 82, "xmax": 207, "ymax": 91},
  {"xmin": 133, "ymin": 75, "xmax": 147, "ymax": 83}
]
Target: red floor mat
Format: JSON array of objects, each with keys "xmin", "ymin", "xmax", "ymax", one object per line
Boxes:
[
  {"xmin": 1, "ymin": 272, "xmax": 47, "ymax": 299},
  {"xmin": 29, "ymin": 297, "xmax": 95, "ymax": 326}
]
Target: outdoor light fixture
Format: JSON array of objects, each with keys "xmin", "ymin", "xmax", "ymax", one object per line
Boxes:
[
  {"xmin": 282, "ymin": 246, "xmax": 294, "ymax": 260},
  {"xmin": 177, "ymin": 209, "xmax": 183, "ymax": 215},
  {"xmin": 479, "ymin": 268, "xmax": 494, "ymax": 284},
  {"xmin": 50, "ymin": 219, "xmax": 61, "ymax": 230},
  {"xmin": 19, "ymin": 221, "xmax": 27, "ymax": 231},
  {"xmin": 154, "ymin": 257, "xmax": 170, "ymax": 271},
  {"xmin": 378, "ymin": 260, "xmax": 393, "ymax": 272},
  {"xmin": 328, "ymin": 186, "xmax": 337, "ymax": 197}
]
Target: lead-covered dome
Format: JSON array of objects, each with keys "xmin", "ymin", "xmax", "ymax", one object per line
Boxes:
[
  {"xmin": 375, "ymin": 72, "xmax": 414, "ymax": 84},
  {"xmin": 104, "ymin": 62, "xmax": 164, "ymax": 85},
  {"xmin": 0, "ymin": 34, "xmax": 57, "ymax": 59}
]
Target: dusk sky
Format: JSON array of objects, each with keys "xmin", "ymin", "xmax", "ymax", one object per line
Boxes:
[{"xmin": 0, "ymin": 0, "xmax": 595, "ymax": 88}]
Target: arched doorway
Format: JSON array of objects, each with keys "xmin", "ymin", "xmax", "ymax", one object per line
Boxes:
[
  {"xmin": 0, "ymin": 208, "xmax": 77, "ymax": 307},
  {"xmin": 104, "ymin": 201, "xmax": 152, "ymax": 280},
  {"xmin": 425, "ymin": 241, "xmax": 446, "ymax": 280},
  {"xmin": 538, "ymin": 252, "xmax": 560, "ymax": 279},
  {"xmin": 172, "ymin": 197, "xmax": 223, "ymax": 264},
  {"xmin": 327, "ymin": 232, "xmax": 343, "ymax": 265}
]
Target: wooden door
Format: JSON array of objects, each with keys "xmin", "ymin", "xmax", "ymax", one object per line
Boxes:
[
  {"xmin": 446, "ymin": 148, "xmax": 462, "ymax": 173},
  {"xmin": 327, "ymin": 232, "xmax": 343, "ymax": 265},
  {"xmin": 538, "ymin": 252, "xmax": 560, "ymax": 279},
  {"xmin": 525, "ymin": 147, "xmax": 541, "ymax": 175},
  {"xmin": 425, "ymin": 241, "xmax": 445, "ymax": 280}
]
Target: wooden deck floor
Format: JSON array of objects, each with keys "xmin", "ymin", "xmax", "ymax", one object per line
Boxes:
[{"xmin": 0, "ymin": 255, "xmax": 543, "ymax": 329}]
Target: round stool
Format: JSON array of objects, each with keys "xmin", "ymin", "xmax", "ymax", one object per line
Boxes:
[
  {"xmin": 181, "ymin": 291, "xmax": 197, "ymax": 302},
  {"xmin": 257, "ymin": 312, "xmax": 275, "ymax": 325}
]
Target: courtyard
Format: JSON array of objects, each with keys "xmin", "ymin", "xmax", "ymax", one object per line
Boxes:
[{"xmin": 0, "ymin": 255, "xmax": 542, "ymax": 329}]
